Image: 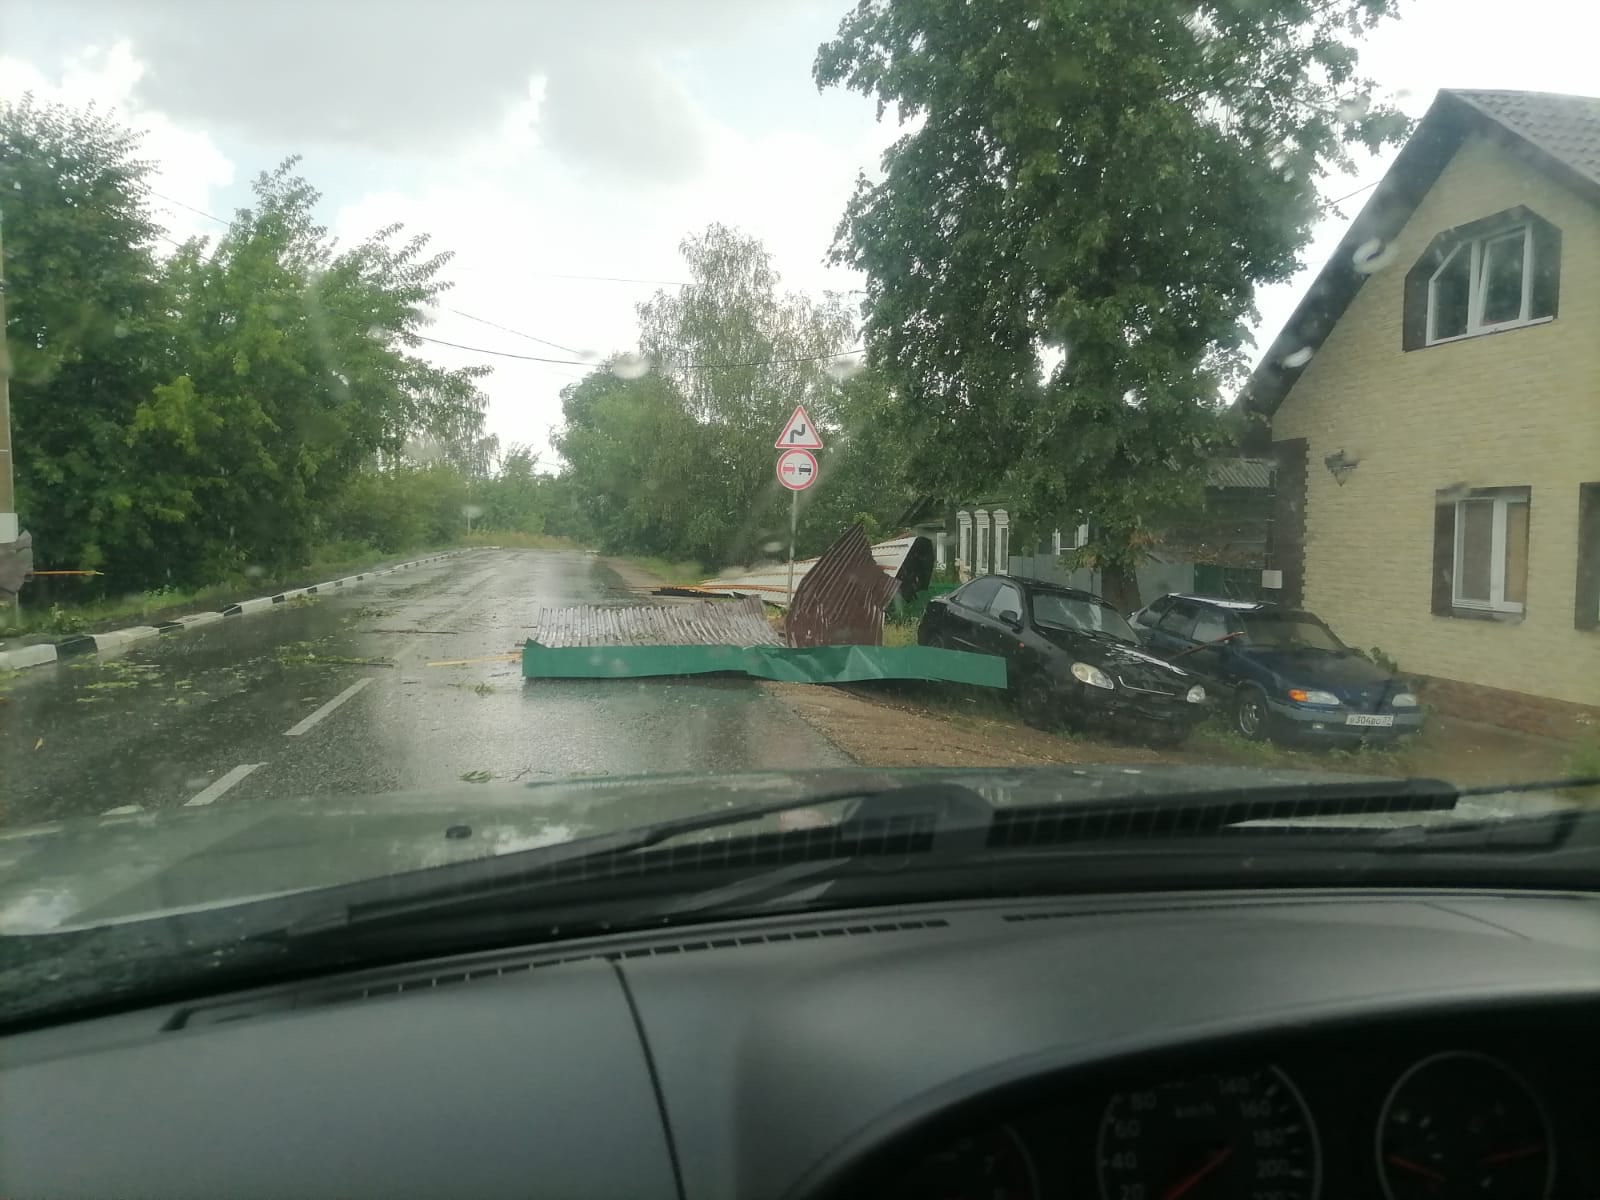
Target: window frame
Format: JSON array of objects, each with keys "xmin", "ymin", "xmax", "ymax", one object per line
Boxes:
[
  {"xmin": 1452, "ymin": 493, "xmax": 1529, "ymax": 614},
  {"xmin": 1577, "ymin": 483, "xmax": 1600, "ymax": 632},
  {"xmin": 1426, "ymin": 223, "xmax": 1547, "ymax": 345},
  {"xmin": 987, "ymin": 582, "xmax": 1025, "ymax": 621},
  {"xmin": 953, "ymin": 576, "xmax": 1002, "ymax": 612}
]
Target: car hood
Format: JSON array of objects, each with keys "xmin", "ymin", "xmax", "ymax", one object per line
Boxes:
[
  {"xmin": 0, "ymin": 764, "xmax": 1352, "ymax": 933},
  {"xmin": 1039, "ymin": 629, "xmax": 1194, "ymax": 687},
  {"xmin": 1248, "ymin": 649, "xmax": 1398, "ymax": 694}
]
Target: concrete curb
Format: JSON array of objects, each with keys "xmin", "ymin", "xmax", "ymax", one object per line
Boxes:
[{"xmin": 0, "ymin": 550, "xmax": 464, "ymax": 675}]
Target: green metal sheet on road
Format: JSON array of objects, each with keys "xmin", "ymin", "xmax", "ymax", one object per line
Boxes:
[{"xmin": 522, "ymin": 641, "xmax": 1008, "ymax": 688}]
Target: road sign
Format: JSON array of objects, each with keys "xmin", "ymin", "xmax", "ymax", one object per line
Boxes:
[
  {"xmin": 776, "ymin": 448, "xmax": 818, "ymax": 491},
  {"xmin": 774, "ymin": 404, "xmax": 824, "ymax": 450}
]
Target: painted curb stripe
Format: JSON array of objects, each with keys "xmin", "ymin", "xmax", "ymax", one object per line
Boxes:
[{"xmin": 3, "ymin": 551, "xmax": 462, "ymax": 674}]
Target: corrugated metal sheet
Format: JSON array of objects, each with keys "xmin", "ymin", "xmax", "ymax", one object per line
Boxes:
[
  {"xmin": 787, "ymin": 524, "xmax": 903, "ymax": 648},
  {"xmin": 689, "ymin": 534, "xmax": 934, "ymax": 609},
  {"xmin": 527, "ymin": 595, "xmax": 782, "ymax": 648}
]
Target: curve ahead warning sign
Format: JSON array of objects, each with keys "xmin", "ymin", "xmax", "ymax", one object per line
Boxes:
[{"xmin": 776, "ymin": 448, "xmax": 818, "ymax": 491}]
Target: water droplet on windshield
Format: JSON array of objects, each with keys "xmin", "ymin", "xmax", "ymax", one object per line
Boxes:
[
  {"xmin": 245, "ymin": 564, "xmax": 265, "ymax": 578},
  {"xmin": 1352, "ymin": 237, "xmax": 1397, "ymax": 275},
  {"xmin": 1337, "ymin": 96, "xmax": 1371, "ymax": 122},
  {"xmin": 1283, "ymin": 346, "xmax": 1314, "ymax": 369},
  {"xmin": 610, "ymin": 352, "xmax": 650, "ymax": 380},
  {"xmin": 824, "ymin": 355, "xmax": 865, "ymax": 381},
  {"xmin": 761, "ymin": 540, "xmax": 783, "ymax": 553}
]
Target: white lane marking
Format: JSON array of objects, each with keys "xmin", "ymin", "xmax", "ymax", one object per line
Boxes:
[
  {"xmin": 283, "ymin": 677, "xmax": 373, "ymax": 736},
  {"xmin": 102, "ymin": 804, "xmax": 144, "ymax": 816},
  {"xmin": 183, "ymin": 762, "xmax": 266, "ymax": 807}
]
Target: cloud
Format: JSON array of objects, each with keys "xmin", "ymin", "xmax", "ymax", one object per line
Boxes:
[
  {"xmin": 8, "ymin": 0, "xmax": 817, "ymax": 183},
  {"xmin": 0, "ymin": 40, "xmax": 235, "ymax": 244}
]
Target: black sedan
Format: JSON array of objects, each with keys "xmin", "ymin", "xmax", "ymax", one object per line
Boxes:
[{"xmin": 918, "ymin": 575, "xmax": 1209, "ymax": 743}]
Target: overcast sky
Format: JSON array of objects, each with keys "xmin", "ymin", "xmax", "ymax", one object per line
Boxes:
[{"xmin": 0, "ymin": 0, "xmax": 1590, "ymax": 465}]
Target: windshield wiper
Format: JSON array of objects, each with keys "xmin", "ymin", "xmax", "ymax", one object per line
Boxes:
[
  {"xmin": 276, "ymin": 777, "xmax": 1475, "ymax": 945},
  {"xmin": 277, "ymin": 780, "xmax": 995, "ymax": 939}
]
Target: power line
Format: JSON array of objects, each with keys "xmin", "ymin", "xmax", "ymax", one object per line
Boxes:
[
  {"xmin": 146, "ymin": 187, "xmax": 229, "ymax": 225},
  {"xmin": 1328, "ymin": 179, "xmax": 1379, "ymax": 205},
  {"xmin": 440, "ymin": 307, "xmax": 585, "ymax": 355},
  {"xmin": 525, "ymin": 271, "xmax": 688, "ymax": 286},
  {"xmin": 410, "ymin": 332, "xmax": 865, "ymax": 371}
]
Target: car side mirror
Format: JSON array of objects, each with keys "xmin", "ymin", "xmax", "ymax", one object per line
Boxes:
[{"xmin": 998, "ymin": 610, "xmax": 1022, "ymax": 630}]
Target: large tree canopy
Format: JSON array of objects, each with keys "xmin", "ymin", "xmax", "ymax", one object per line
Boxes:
[
  {"xmin": 2, "ymin": 98, "xmax": 498, "ymax": 591},
  {"xmin": 815, "ymin": 0, "xmax": 1408, "ymax": 605}
]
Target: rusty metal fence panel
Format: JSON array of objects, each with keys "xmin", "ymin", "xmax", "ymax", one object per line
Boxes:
[{"xmin": 786, "ymin": 524, "xmax": 902, "ymax": 648}]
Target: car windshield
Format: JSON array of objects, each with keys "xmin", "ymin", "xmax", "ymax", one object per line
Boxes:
[
  {"xmin": 0, "ymin": 0, "xmax": 1595, "ymax": 1027},
  {"xmin": 1032, "ymin": 593, "xmax": 1138, "ymax": 644},
  {"xmin": 1239, "ymin": 614, "xmax": 1347, "ymax": 653}
]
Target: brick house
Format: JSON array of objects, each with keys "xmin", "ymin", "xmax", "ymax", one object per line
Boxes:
[{"xmin": 1240, "ymin": 89, "xmax": 1600, "ymax": 736}]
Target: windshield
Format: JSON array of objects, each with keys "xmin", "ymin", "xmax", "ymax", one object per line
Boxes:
[
  {"xmin": 1239, "ymin": 614, "xmax": 1346, "ymax": 652},
  {"xmin": 1032, "ymin": 593, "xmax": 1138, "ymax": 644},
  {"xmin": 0, "ymin": 0, "xmax": 1595, "ymax": 1026}
]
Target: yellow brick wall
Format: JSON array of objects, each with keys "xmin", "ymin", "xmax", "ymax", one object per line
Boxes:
[{"xmin": 1271, "ymin": 133, "xmax": 1600, "ymax": 708}]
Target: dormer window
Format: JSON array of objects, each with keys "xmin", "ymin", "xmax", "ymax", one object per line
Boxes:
[
  {"xmin": 1404, "ymin": 207, "xmax": 1560, "ymax": 350},
  {"xmin": 1428, "ymin": 224, "xmax": 1536, "ymax": 341}
]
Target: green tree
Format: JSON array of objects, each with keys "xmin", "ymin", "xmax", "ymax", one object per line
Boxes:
[
  {"xmin": 133, "ymin": 159, "xmax": 489, "ymax": 580},
  {"xmin": 815, "ymin": 0, "xmax": 1408, "ymax": 608},
  {"xmin": 1, "ymin": 96, "xmax": 174, "ymax": 581},
  {"xmin": 635, "ymin": 223, "xmax": 857, "ymax": 564}
]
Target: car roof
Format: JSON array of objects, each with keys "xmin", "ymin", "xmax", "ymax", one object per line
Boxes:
[
  {"xmin": 1165, "ymin": 593, "xmax": 1267, "ymax": 611},
  {"xmin": 1160, "ymin": 594, "xmax": 1317, "ymax": 620},
  {"xmin": 970, "ymin": 575, "xmax": 1109, "ymax": 605}
]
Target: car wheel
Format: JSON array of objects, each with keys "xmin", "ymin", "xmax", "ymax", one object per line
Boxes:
[
  {"xmin": 1015, "ymin": 673, "xmax": 1058, "ymax": 730},
  {"xmin": 1234, "ymin": 686, "xmax": 1270, "ymax": 741}
]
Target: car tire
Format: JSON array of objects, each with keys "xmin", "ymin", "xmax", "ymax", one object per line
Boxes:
[
  {"xmin": 1234, "ymin": 686, "xmax": 1270, "ymax": 741},
  {"xmin": 1015, "ymin": 673, "xmax": 1058, "ymax": 730}
]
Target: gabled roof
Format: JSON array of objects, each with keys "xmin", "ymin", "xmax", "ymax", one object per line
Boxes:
[{"xmin": 1239, "ymin": 89, "xmax": 1600, "ymax": 423}]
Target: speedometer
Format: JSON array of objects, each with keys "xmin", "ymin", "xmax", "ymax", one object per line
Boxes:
[{"xmin": 1097, "ymin": 1066, "xmax": 1320, "ymax": 1200}]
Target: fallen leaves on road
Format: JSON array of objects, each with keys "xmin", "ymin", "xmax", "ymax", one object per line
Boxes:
[{"xmin": 34, "ymin": 737, "xmax": 43, "ymax": 751}]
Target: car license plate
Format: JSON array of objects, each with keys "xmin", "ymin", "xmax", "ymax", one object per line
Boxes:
[{"xmin": 1345, "ymin": 714, "xmax": 1394, "ymax": 727}]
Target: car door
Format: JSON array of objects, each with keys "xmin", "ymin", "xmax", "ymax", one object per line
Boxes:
[
  {"xmin": 974, "ymin": 580, "xmax": 1027, "ymax": 659},
  {"xmin": 940, "ymin": 577, "xmax": 1003, "ymax": 651}
]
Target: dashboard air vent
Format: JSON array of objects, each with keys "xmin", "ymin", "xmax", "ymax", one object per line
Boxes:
[{"xmin": 168, "ymin": 917, "xmax": 950, "ymax": 1029}]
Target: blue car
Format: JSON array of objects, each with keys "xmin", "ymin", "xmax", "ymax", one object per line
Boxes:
[{"xmin": 1130, "ymin": 595, "xmax": 1425, "ymax": 745}]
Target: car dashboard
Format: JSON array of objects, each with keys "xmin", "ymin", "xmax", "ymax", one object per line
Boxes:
[{"xmin": 4, "ymin": 888, "xmax": 1600, "ymax": 1199}]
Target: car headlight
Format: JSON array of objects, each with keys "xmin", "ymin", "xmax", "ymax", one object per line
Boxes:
[
  {"xmin": 1070, "ymin": 661, "xmax": 1115, "ymax": 690},
  {"xmin": 1287, "ymin": 687, "xmax": 1340, "ymax": 706},
  {"xmin": 1185, "ymin": 685, "xmax": 1206, "ymax": 704},
  {"xmin": 1390, "ymin": 692, "xmax": 1418, "ymax": 708}
]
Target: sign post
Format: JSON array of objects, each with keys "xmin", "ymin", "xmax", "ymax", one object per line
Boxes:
[{"xmin": 774, "ymin": 406, "xmax": 824, "ymax": 606}]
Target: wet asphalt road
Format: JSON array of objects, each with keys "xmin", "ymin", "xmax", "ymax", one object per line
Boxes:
[{"xmin": 0, "ymin": 549, "xmax": 850, "ymax": 829}]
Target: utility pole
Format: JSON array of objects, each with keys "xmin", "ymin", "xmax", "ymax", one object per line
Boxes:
[
  {"xmin": 0, "ymin": 202, "xmax": 13, "ymax": 545},
  {"xmin": 0, "ymin": 202, "xmax": 18, "ymax": 618}
]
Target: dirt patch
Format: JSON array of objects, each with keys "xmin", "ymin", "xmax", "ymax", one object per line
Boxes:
[
  {"xmin": 762, "ymin": 682, "xmax": 1183, "ymax": 770},
  {"xmin": 762, "ymin": 681, "xmax": 1582, "ymax": 787},
  {"xmin": 600, "ymin": 556, "xmax": 669, "ymax": 592}
]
